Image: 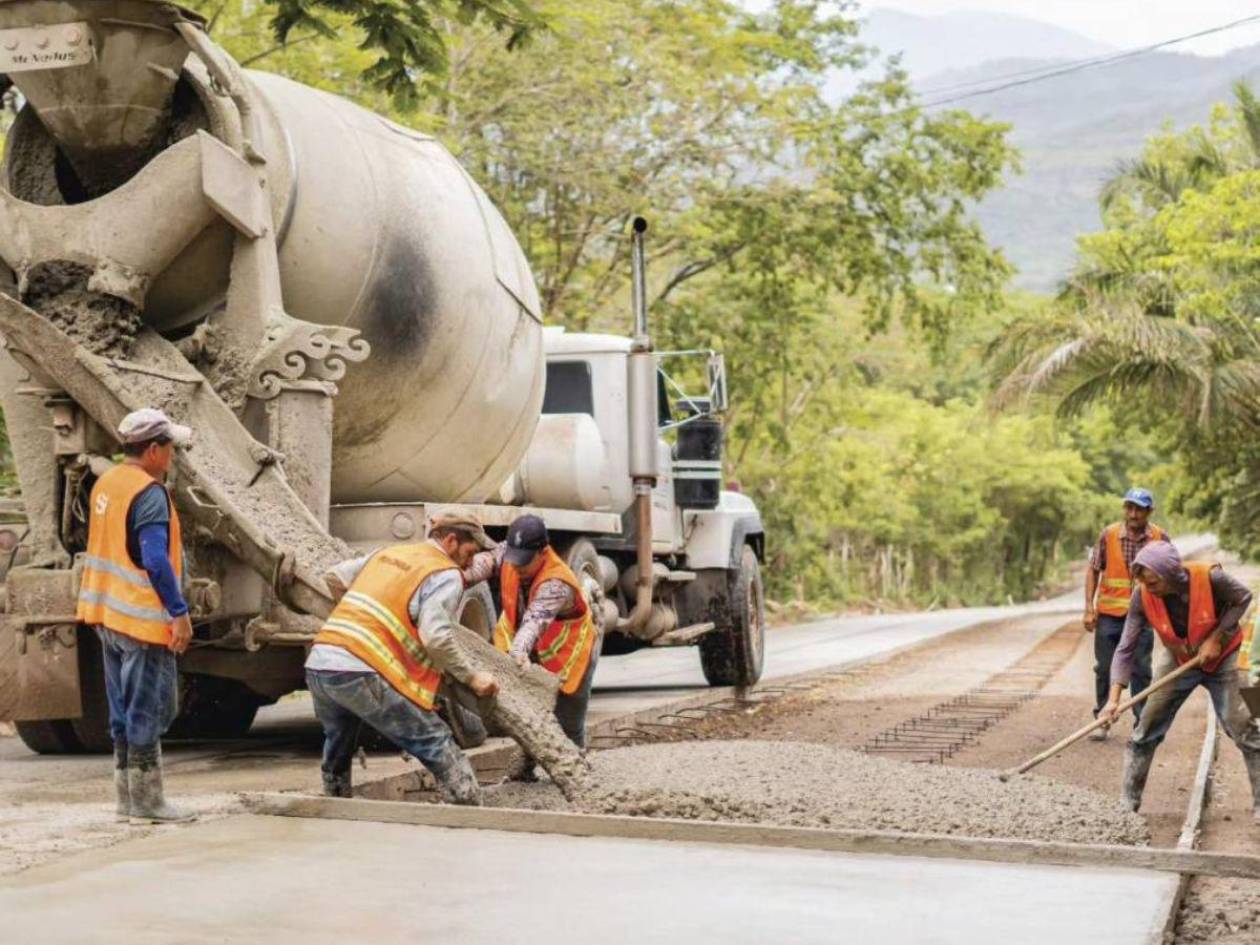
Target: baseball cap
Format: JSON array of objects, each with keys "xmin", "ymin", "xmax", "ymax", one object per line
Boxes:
[
  {"xmin": 504, "ymin": 514, "xmax": 548, "ymax": 566},
  {"xmin": 1123, "ymin": 487, "xmax": 1154, "ymax": 510},
  {"xmin": 118, "ymin": 408, "xmax": 191, "ymax": 446},
  {"xmin": 427, "ymin": 510, "xmax": 494, "ymax": 550}
]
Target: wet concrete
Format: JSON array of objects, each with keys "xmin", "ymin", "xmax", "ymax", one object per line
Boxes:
[{"xmin": 0, "ymin": 813, "xmax": 1178, "ymax": 945}]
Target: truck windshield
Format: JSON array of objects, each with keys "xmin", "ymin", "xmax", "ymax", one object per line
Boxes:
[{"xmin": 542, "ymin": 361, "xmax": 594, "ymax": 415}]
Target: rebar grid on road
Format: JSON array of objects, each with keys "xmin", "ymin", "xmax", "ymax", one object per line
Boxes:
[{"xmin": 859, "ymin": 624, "xmax": 1084, "ymax": 764}]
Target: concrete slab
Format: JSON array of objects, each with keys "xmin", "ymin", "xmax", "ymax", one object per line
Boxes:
[{"xmin": 0, "ymin": 813, "xmax": 1177, "ymax": 945}]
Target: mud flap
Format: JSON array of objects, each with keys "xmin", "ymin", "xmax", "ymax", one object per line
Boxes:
[
  {"xmin": 7, "ymin": 568, "xmax": 83, "ymax": 720},
  {"xmin": 0, "ymin": 616, "xmax": 16, "ymax": 721}
]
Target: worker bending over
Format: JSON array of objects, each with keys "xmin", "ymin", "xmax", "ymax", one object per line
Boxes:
[
  {"xmin": 1100, "ymin": 542, "xmax": 1260, "ymax": 821},
  {"xmin": 466, "ymin": 514, "xmax": 600, "ymax": 748},
  {"xmin": 305, "ymin": 512, "xmax": 499, "ymax": 803},
  {"xmin": 76, "ymin": 409, "xmax": 195, "ymax": 824},
  {"xmin": 1084, "ymin": 488, "xmax": 1165, "ymax": 739}
]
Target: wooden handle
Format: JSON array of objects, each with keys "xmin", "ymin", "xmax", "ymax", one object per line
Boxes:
[{"xmin": 999, "ymin": 652, "xmax": 1207, "ymax": 782}]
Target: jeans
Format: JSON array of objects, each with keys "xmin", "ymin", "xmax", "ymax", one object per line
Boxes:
[
  {"xmin": 96, "ymin": 626, "xmax": 178, "ymax": 749},
  {"xmin": 306, "ymin": 669, "xmax": 479, "ymax": 803},
  {"xmin": 554, "ymin": 641, "xmax": 600, "ymax": 749},
  {"xmin": 1132, "ymin": 646, "xmax": 1260, "ymax": 753},
  {"xmin": 1095, "ymin": 613, "xmax": 1152, "ymax": 719}
]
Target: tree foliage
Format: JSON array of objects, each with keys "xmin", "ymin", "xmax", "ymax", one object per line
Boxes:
[
  {"xmin": 201, "ymin": 0, "xmax": 545, "ymax": 108},
  {"xmin": 994, "ymin": 82, "xmax": 1260, "ymax": 557}
]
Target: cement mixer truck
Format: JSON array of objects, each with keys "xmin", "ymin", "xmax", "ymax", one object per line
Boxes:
[{"xmin": 0, "ymin": 1, "xmax": 766, "ymax": 754}]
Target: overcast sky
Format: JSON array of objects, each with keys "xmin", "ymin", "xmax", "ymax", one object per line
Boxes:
[{"xmin": 860, "ymin": 2, "xmax": 1260, "ymax": 56}]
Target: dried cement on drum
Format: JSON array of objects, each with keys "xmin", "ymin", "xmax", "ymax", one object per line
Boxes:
[
  {"xmin": 22, "ymin": 262, "xmax": 141, "ymax": 358},
  {"xmin": 484, "ymin": 740, "xmax": 1151, "ymax": 846}
]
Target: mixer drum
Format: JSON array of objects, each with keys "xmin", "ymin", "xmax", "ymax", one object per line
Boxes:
[{"xmin": 3, "ymin": 58, "xmax": 544, "ymax": 505}]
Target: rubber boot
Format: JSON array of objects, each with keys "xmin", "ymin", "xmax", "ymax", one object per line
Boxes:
[
  {"xmin": 1122, "ymin": 744, "xmax": 1156, "ymax": 813},
  {"xmin": 113, "ymin": 741, "xmax": 130, "ymax": 822},
  {"xmin": 432, "ymin": 743, "xmax": 482, "ymax": 806},
  {"xmin": 128, "ymin": 744, "xmax": 196, "ymax": 824},
  {"xmin": 322, "ymin": 770, "xmax": 353, "ymax": 798},
  {"xmin": 1243, "ymin": 748, "xmax": 1260, "ymax": 826}
]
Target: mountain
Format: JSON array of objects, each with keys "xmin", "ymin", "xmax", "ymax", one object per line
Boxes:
[
  {"xmin": 861, "ymin": 7, "xmax": 1114, "ymax": 81},
  {"xmin": 924, "ymin": 44, "xmax": 1260, "ymax": 292},
  {"xmin": 849, "ymin": 9, "xmax": 1260, "ymax": 293}
]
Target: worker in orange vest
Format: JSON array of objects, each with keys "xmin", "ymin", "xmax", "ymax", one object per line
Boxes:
[
  {"xmin": 306, "ymin": 512, "xmax": 500, "ymax": 802},
  {"xmin": 1084, "ymin": 488, "xmax": 1166, "ymax": 740},
  {"xmin": 467, "ymin": 514, "xmax": 600, "ymax": 750},
  {"xmin": 76, "ymin": 408, "xmax": 195, "ymax": 824},
  {"xmin": 1100, "ymin": 542, "xmax": 1260, "ymax": 821}
]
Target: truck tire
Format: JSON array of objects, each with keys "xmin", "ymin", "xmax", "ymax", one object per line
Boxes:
[
  {"xmin": 167, "ymin": 676, "xmax": 261, "ymax": 740},
  {"xmin": 699, "ymin": 545, "xmax": 765, "ymax": 687},
  {"xmin": 14, "ymin": 719, "xmax": 80, "ymax": 754},
  {"xmin": 67, "ymin": 628, "xmax": 113, "ymax": 752},
  {"xmin": 15, "ymin": 627, "xmax": 112, "ymax": 754},
  {"xmin": 558, "ymin": 538, "xmax": 607, "ymax": 636}
]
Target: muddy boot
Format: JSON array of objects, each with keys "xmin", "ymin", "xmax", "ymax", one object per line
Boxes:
[
  {"xmin": 1122, "ymin": 744, "xmax": 1156, "ymax": 813},
  {"xmin": 128, "ymin": 745, "xmax": 196, "ymax": 825},
  {"xmin": 113, "ymin": 741, "xmax": 130, "ymax": 822},
  {"xmin": 322, "ymin": 770, "xmax": 353, "ymax": 798},
  {"xmin": 1243, "ymin": 749, "xmax": 1260, "ymax": 825},
  {"xmin": 432, "ymin": 744, "xmax": 482, "ymax": 806}
]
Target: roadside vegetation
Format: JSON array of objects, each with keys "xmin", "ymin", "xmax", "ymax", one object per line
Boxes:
[{"xmin": 0, "ymin": 1, "xmax": 1197, "ymax": 609}]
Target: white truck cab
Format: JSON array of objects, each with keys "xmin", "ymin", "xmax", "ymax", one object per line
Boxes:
[{"xmin": 498, "ymin": 324, "xmax": 766, "ymax": 686}]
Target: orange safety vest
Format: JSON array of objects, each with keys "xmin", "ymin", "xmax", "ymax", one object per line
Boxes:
[
  {"xmin": 494, "ymin": 547, "xmax": 596, "ymax": 696},
  {"xmin": 1097, "ymin": 523, "xmax": 1165, "ymax": 617},
  {"xmin": 1140, "ymin": 561, "xmax": 1241, "ymax": 674},
  {"xmin": 312, "ymin": 543, "xmax": 454, "ymax": 711},
  {"xmin": 76, "ymin": 464, "xmax": 184, "ymax": 646},
  {"xmin": 1240, "ymin": 609, "xmax": 1257, "ymax": 673}
]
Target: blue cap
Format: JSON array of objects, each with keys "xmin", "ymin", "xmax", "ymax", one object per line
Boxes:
[{"xmin": 1123, "ymin": 488, "xmax": 1154, "ymax": 509}]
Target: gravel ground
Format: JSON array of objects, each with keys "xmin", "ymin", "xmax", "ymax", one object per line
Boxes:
[
  {"xmin": 486, "ymin": 740, "xmax": 1151, "ymax": 846},
  {"xmin": 1175, "ymin": 881, "xmax": 1260, "ymax": 944}
]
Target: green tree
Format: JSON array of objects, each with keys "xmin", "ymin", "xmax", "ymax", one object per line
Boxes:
[{"xmin": 192, "ymin": 0, "xmax": 544, "ymax": 107}]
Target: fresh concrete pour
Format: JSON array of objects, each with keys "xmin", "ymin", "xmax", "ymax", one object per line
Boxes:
[
  {"xmin": 0, "ymin": 814, "xmax": 1179, "ymax": 945},
  {"xmin": 486, "ymin": 740, "xmax": 1151, "ymax": 846}
]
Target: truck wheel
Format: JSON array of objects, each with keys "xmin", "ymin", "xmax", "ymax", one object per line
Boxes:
[
  {"xmin": 68, "ymin": 628, "xmax": 113, "ymax": 752},
  {"xmin": 15, "ymin": 627, "xmax": 112, "ymax": 754},
  {"xmin": 559, "ymin": 538, "xmax": 607, "ymax": 635},
  {"xmin": 14, "ymin": 719, "xmax": 80, "ymax": 754},
  {"xmin": 699, "ymin": 545, "xmax": 765, "ymax": 687},
  {"xmin": 167, "ymin": 675, "xmax": 261, "ymax": 740}
]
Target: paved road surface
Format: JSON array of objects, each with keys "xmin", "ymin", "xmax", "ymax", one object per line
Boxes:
[{"xmin": 0, "ymin": 814, "xmax": 1176, "ymax": 945}]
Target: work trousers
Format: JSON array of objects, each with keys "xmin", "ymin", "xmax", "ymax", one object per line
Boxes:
[
  {"xmin": 1095, "ymin": 613, "xmax": 1152, "ymax": 719},
  {"xmin": 554, "ymin": 642, "xmax": 600, "ymax": 749},
  {"xmin": 306, "ymin": 669, "xmax": 479, "ymax": 803},
  {"xmin": 1131, "ymin": 646, "xmax": 1260, "ymax": 754},
  {"xmin": 96, "ymin": 625, "xmax": 178, "ymax": 749}
]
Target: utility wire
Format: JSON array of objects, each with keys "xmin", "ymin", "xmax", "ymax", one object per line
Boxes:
[{"xmin": 912, "ymin": 12, "xmax": 1260, "ymax": 111}]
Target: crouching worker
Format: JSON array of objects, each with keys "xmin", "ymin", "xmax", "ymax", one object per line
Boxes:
[
  {"xmin": 305, "ymin": 512, "xmax": 500, "ymax": 804},
  {"xmin": 76, "ymin": 408, "xmax": 195, "ymax": 825},
  {"xmin": 1100, "ymin": 542, "xmax": 1260, "ymax": 822},
  {"xmin": 468, "ymin": 514, "xmax": 599, "ymax": 748}
]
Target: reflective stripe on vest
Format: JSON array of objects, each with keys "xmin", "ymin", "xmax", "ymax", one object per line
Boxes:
[
  {"xmin": 494, "ymin": 546, "xmax": 596, "ymax": 696},
  {"xmin": 1240, "ymin": 611, "xmax": 1257, "ymax": 673},
  {"xmin": 1098, "ymin": 523, "xmax": 1165, "ymax": 617},
  {"xmin": 1140, "ymin": 561, "xmax": 1240, "ymax": 674},
  {"xmin": 312, "ymin": 543, "xmax": 453, "ymax": 710},
  {"xmin": 75, "ymin": 464, "xmax": 183, "ymax": 646}
]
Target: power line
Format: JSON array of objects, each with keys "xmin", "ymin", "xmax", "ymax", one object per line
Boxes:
[{"xmin": 912, "ymin": 12, "xmax": 1260, "ymax": 111}]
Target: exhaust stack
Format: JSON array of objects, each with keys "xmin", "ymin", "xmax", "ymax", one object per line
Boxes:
[
  {"xmin": 619, "ymin": 216, "xmax": 659, "ymax": 634},
  {"xmin": 0, "ymin": 1, "xmax": 202, "ymax": 193}
]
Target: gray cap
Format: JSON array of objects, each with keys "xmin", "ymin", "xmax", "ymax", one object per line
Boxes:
[
  {"xmin": 427, "ymin": 509, "xmax": 495, "ymax": 550},
  {"xmin": 117, "ymin": 408, "xmax": 191, "ymax": 446}
]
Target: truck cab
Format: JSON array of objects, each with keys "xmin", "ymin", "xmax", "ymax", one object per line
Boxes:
[{"xmin": 501, "ymin": 327, "xmax": 766, "ymax": 686}]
